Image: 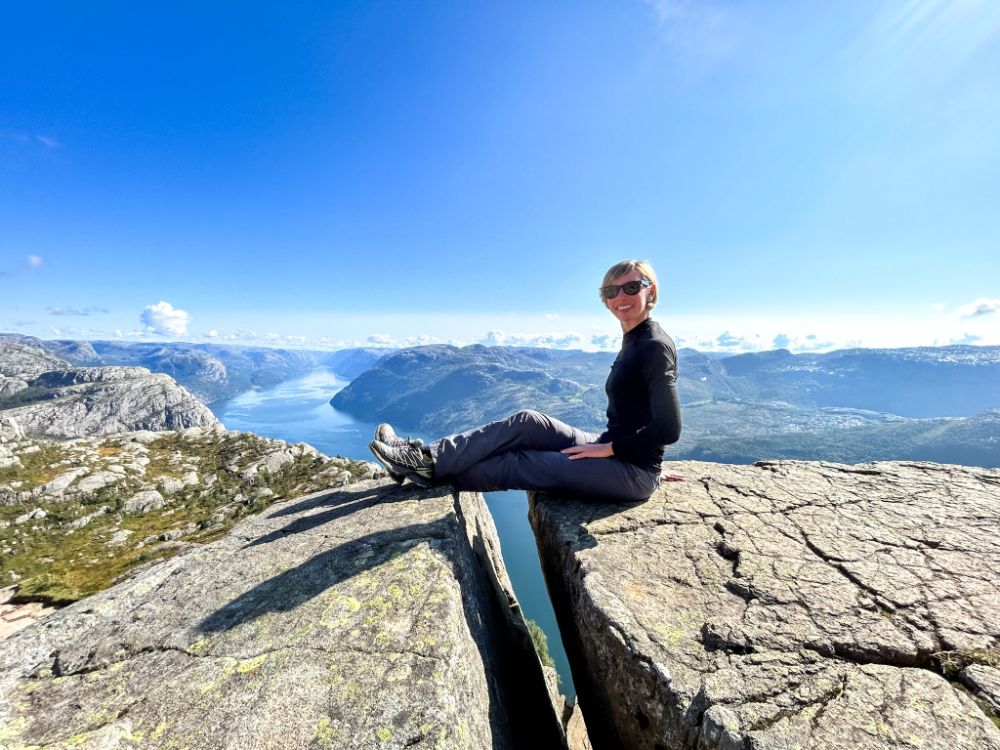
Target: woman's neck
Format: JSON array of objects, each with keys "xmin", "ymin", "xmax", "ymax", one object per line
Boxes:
[{"xmin": 620, "ymin": 314, "xmax": 651, "ymax": 334}]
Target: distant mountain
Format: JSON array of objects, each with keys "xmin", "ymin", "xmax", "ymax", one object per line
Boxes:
[
  {"xmin": 716, "ymin": 346, "xmax": 1000, "ymax": 417},
  {"xmin": 682, "ymin": 409, "xmax": 1000, "ymax": 468},
  {"xmin": 330, "ymin": 344, "xmax": 614, "ymax": 436},
  {"xmin": 331, "ymin": 343, "xmax": 1000, "ymax": 468},
  {"xmin": 320, "ymin": 347, "xmax": 390, "ymax": 380},
  {"xmin": 2, "ymin": 335, "xmax": 388, "ymax": 404}
]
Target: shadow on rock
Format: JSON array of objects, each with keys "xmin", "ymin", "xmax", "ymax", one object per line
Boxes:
[
  {"xmin": 245, "ymin": 482, "xmax": 441, "ymax": 548},
  {"xmin": 199, "ymin": 518, "xmax": 454, "ymax": 633}
]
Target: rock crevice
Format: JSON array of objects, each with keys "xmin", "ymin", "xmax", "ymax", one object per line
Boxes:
[{"xmin": 530, "ymin": 460, "xmax": 1000, "ymax": 750}]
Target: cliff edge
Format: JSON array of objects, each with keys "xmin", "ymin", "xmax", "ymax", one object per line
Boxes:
[
  {"xmin": 0, "ymin": 480, "xmax": 568, "ymax": 749},
  {"xmin": 530, "ymin": 460, "xmax": 1000, "ymax": 750}
]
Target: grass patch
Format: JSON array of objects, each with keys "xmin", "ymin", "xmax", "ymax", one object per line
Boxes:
[
  {"xmin": 0, "ymin": 443, "xmax": 70, "ymax": 490},
  {"xmin": 2, "ymin": 433, "xmax": 369, "ymax": 604}
]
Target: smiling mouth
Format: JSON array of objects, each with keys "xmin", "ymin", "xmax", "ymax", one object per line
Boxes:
[{"xmin": 615, "ymin": 304, "xmax": 634, "ymax": 312}]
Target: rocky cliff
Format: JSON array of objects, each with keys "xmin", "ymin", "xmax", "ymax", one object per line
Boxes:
[
  {"xmin": 0, "ymin": 480, "xmax": 573, "ymax": 749},
  {"xmin": 530, "ymin": 460, "xmax": 1000, "ymax": 749},
  {"xmin": 5, "ymin": 451, "xmax": 998, "ymax": 749},
  {"xmin": 0, "ymin": 366, "xmax": 219, "ymax": 438},
  {"xmin": 0, "ymin": 338, "xmax": 70, "ymax": 400}
]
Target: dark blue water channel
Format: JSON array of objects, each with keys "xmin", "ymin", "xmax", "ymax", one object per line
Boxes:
[{"xmin": 209, "ymin": 368, "xmax": 576, "ymax": 699}]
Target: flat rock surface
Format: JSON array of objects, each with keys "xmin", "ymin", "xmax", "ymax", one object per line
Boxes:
[
  {"xmin": 530, "ymin": 460, "xmax": 1000, "ymax": 750},
  {"xmin": 0, "ymin": 480, "xmax": 562, "ymax": 749}
]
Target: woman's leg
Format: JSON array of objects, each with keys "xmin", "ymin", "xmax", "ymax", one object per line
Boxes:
[
  {"xmin": 447, "ymin": 449, "xmax": 659, "ymax": 502},
  {"xmin": 429, "ymin": 410, "xmax": 597, "ymax": 478}
]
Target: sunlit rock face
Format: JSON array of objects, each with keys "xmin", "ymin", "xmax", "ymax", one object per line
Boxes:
[
  {"xmin": 530, "ymin": 460, "xmax": 1000, "ymax": 750},
  {"xmin": 0, "ymin": 337, "xmax": 69, "ymax": 382},
  {"xmin": 0, "ymin": 481, "xmax": 570, "ymax": 749},
  {"xmin": 3, "ymin": 366, "xmax": 220, "ymax": 438}
]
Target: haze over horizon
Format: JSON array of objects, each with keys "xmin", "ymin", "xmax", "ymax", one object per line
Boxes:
[{"xmin": 3, "ymin": 1, "xmax": 998, "ymax": 354}]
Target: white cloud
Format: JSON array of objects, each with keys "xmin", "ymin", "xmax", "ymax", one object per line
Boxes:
[
  {"xmin": 35, "ymin": 136, "xmax": 59, "ymax": 149},
  {"xmin": 709, "ymin": 330, "xmax": 766, "ymax": 352},
  {"xmin": 140, "ymin": 301, "xmax": 191, "ymax": 336},
  {"xmin": 27, "ymin": 255, "xmax": 43, "ymax": 268},
  {"xmin": 205, "ymin": 329, "xmax": 219, "ymax": 338},
  {"xmin": 590, "ymin": 333, "xmax": 621, "ymax": 351},
  {"xmin": 478, "ymin": 329, "xmax": 591, "ymax": 350},
  {"xmin": 367, "ymin": 333, "xmax": 397, "ymax": 347},
  {"xmin": 956, "ymin": 297, "xmax": 1000, "ymax": 319},
  {"xmin": 405, "ymin": 333, "xmax": 441, "ymax": 346},
  {"xmin": 931, "ymin": 302, "xmax": 946, "ymax": 312}
]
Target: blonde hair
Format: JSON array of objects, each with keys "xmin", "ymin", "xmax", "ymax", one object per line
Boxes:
[{"xmin": 600, "ymin": 259, "xmax": 659, "ymax": 309}]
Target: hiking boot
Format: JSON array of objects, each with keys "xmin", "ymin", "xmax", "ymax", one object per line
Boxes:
[
  {"xmin": 369, "ymin": 439, "xmax": 436, "ymax": 487},
  {"xmin": 374, "ymin": 423, "xmax": 423, "ymax": 449}
]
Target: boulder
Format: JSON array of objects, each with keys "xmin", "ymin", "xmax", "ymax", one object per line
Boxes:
[
  {"xmin": 239, "ymin": 448, "xmax": 296, "ymax": 479},
  {"xmin": 75, "ymin": 467, "xmax": 128, "ymax": 494},
  {"xmin": 14, "ymin": 508, "xmax": 46, "ymax": 525},
  {"xmin": 0, "ymin": 480, "xmax": 568, "ymax": 749},
  {"xmin": 0, "ymin": 445, "xmax": 19, "ymax": 470},
  {"xmin": 530, "ymin": 460, "xmax": 1000, "ymax": 750},
  {"xmin": 67, "ymin": 506, "xmax": 111, "ymax": 530},
  {"xmin": 0, "ymin": 414, "xmax": 25, "ymax": 443},
  {"xmin": 123, "ymin": 490, "xmax": 167, "ymax": 514}
]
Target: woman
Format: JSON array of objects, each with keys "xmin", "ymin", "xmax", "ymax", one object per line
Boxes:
[{"xmin": 369, "ymin": 259, "xmax": 682, "ymax": 501}]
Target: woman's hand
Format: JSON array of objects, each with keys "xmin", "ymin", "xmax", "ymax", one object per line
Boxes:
[{"xmin": 561, "ymin": 442, "xmax": 614, "ymax": 460}]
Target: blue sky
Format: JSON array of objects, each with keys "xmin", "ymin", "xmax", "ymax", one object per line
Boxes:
[{"xmin": 2, "ymin": 0, "xmax": 998, "ymax": 353}]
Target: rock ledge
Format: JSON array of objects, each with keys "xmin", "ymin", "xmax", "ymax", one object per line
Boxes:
[{"xmin": 531, "ymin": 460, "xmax": 1000, "ymax": 750}]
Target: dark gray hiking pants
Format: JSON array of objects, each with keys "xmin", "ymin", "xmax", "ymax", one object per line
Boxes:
[{"xmin": 427, "ymin": 410, "xmax": 659, "ymax": 501}]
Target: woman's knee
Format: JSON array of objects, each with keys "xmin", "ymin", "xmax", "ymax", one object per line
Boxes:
[{"xmin": 510, "ymin": 409, "xmax": 545, "ymax": 423}]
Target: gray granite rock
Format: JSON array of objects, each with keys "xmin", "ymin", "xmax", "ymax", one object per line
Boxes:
[
  {"xmin": 67, "ymin": 506, "xmax": 111, "ymax": 530},
  {"xmin": 0, "ymin": 415, "xmax": 25, "ymax": 442},
  {"xmin": 0, "ymin": 375, "xmax": 28, "ymax": 399},
  {"xmin": 4, "ymin": 367, "xmax": 220, "ymax": 438},
  {"xmin": 0, "ymin": 338, "xmax": 68, "ymax": 380},
  {"xmin": 530, "ymin": 460, "xmax": 1000, "ymax": 750},
  {"xmin": 0, "ymin": 481, "xmax": 569, "ymax": 749},
  {"xmin": 123, "ymin": 489, "xmax": 166, "ymax": 514},
  {"xmin": 0, "ymin": 444, "xmax": 18, "ymax": 470},
  {"xmin": 963, "ymin": 665, "xmax": 1000, "ymax": 713},
  {"xmin": 75, "ymin": 467, "xmax": 128, "ymax": 494},
  {"xmin": 14, "ymin": 508, "xmax": 46, "ymax": 525},
  {"xmin": 38, "ymin": 467, "xmax": 88, "ymax": 496}
]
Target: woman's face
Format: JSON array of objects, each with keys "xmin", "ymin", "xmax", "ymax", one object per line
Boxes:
[{"xmin": 603, "ymin": 269, "xmax": 655, "ymax": 331}]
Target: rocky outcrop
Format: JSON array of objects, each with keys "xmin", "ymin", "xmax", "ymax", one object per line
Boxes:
[
  {"xmin": 0, "ymin": 481, "xmax": 570, "ymax": 749},
  {"xmin": 0, "ymin": 427, "xmax": 384, "ymax": 603},
  {"xmin": 0, "ymin": 337, "xmax": 69, "ymax": 381},
  {"xmin": 530, "ymin": 460, "xmax": 1000, "ymax": 750},
  {"xmin": 2, "ymin": 366, "xmax": 219, "ymax": 438}
]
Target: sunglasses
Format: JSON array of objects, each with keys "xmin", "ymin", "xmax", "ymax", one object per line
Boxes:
[{"xmin": 600, "ymin": 278, "xmax": 651, "ymax": 300}]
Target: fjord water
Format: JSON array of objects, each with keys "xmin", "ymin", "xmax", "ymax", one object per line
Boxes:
[{"xmin": 209, "ymin": 368, "xmax": 576, "ymax": 698}]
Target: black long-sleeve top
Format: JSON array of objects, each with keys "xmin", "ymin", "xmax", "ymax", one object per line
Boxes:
[{"xmin": 598, "ymin": 318, "xmax": 682, "ymax": 471}]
